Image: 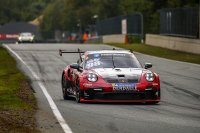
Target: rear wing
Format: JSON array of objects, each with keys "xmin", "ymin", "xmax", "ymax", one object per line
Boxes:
[
  {"xmin": 59, "ymin": 48, "xmax": 85, "ymax": 62},
  {"xmin": 59, "ymin": 48, "xmax": 133, "ymax": 61},
  {"xmin": 59, "ymin": 49, "xmax": 85, "ymax": 56},
  {"xmin": 112, "ymin": 48, "xmax": 133, "ymax": 53},
  {"xmin": 59, "ymin": 48, "xmax": 132, "ymax": 56}
]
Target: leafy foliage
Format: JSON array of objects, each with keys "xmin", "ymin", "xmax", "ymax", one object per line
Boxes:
[
  {"xmin": 40, "ymin": 0, "xmax": 198, "ymax": 38},
  {"xmin": 0, "ymin": 0, "xmax": 51, "ymax": 25},
  {"xmin": 0, "ymin": 0, "xmax": 198, "ymax": 38}
]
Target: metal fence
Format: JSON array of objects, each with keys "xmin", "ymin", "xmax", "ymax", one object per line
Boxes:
[
  {"xmin": 96, "ymin": 14, "xmax": 143, "ymax": 38},
  {"xmin": 159, "ymin": 7, "xmax": 198, "ymax": 38}
]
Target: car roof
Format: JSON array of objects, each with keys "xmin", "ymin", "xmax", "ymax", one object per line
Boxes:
[{"xmin": 86, "ymin": 50, "xmax": 132, "ymax": 55}]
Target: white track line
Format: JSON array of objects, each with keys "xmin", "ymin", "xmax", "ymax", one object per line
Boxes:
[{"xmin": 3, "ymin": 45, "xmax": 73, "ymax": 133}]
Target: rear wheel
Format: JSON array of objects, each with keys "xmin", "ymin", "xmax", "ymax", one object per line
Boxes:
[{"xmin": 62, "ymin": 74, "xmax": 70, "ymax": 100}]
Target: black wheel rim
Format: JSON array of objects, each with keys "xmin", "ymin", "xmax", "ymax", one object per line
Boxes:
[
  {"xmin": 76, "ymin": 81, "xmax": 80, "ymax": 102},
  {"xmin": 62, "ymin": 76, "xmax": 65, "ymax": 92},
  {"xmin": 62, "ymin": 76, "xmax": 67, "ymax": 98},
  {"xmin": 76, "ymin": 90, "xmax": 80, "ymax": 102}
]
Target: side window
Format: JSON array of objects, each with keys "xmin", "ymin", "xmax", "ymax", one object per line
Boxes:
[
  {"xmin": 80, "ymin": 60, "xmax": 84, "ymax": 68},
  {"xmin": 77, "ymin": 59, "xmax": 80, "ymax": 64},
  {"xmin": 77, "ymin": 58, "xmax": 84, "ymax": 67},
  {"xmin": 77, "ymin": 55, "xmax": 85, "ymax": 68}
]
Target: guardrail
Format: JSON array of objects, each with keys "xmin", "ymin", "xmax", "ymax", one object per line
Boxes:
[
  {"xmin": 146, "ymin": 34, "xmax": 200, "ymax": 54},
  {"xmin": 0, "ymin": 34, "xmax": 18, "ymax": 39}
]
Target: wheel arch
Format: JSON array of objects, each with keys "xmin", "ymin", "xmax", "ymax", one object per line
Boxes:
[{"xmin": 62, "ymin": 68, "xmax": 70, "ymax": 81}]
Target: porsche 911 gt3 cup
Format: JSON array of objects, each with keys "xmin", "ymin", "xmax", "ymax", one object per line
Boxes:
[{"xmin": 60, "ymin": 49, "xmax": 160, "ymax": 104}]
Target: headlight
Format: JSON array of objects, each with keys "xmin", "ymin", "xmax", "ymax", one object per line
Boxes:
[
  {"xmin": 87, "ymin": 73, "xmax": 98, "ymax": 82},
  {"xmin": 145, "ymin": 71, "xmax": 154, "ymax": 82}
]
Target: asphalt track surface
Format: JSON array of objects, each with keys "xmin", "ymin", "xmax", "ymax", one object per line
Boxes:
[{"xmin": 4, "ymin": 44, "xmax": 200, "ymax": 133}]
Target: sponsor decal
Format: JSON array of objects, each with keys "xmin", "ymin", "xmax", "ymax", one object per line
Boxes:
[
  {"xmin": 0, "ymin": 34, "xmax": 18, "ymax": 39},
  {"xmin": 83, "ymin": 83, "xmax": 93, "ymax": 87},
  {"xmin": 86, "ymin": 58, "xmax": 101, "ymax": 69},
  {"xmin": 153, "ymin": 83, "xmax": 158, "ymax": 86},
  {"xmin": 94, "ymin": 54, "xmax": 100, "ymax": 58},
  {"xmin": 118, "ymin": 79, "xmax": 126, "ymax": 83},
  {"xmin": 112, "ymin": 83, "xmax": 135, "ymax": 91}
]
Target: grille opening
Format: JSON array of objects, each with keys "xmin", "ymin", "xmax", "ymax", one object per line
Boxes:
[
  {"xmin": 92, "ymin": 91, "xmax": 157, "ymax": 100},
  {"xmin": 117, "ymin": 75, "xmax": 125, "ymax": 77},
  {"xmin": 128, "ymin": 79, "xmax": 139, "ymax": 83},
  {"xmin": 105, "ymin": 78, "xmax": 138, "ymax": 83}
]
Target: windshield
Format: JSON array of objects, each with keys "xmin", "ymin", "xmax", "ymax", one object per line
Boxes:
[
  {"xmin": 85, "ymin": 53, "xmax": 141, "ymax": 69},
  {"xmin": 20, "ymin": 33, "xmax": 33, "ymax": 36}
]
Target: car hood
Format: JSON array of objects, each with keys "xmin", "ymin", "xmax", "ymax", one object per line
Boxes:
[{"xmin": 92, "ymin": 68, "xmax": 143, "ymax": 83}]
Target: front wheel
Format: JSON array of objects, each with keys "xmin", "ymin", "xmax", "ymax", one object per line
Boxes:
[
  {"xmin": 75, "ymin": 81, "xmax": 81, "ymax": 103},
  {"xmin": 76, "ymin": 90, "xmax": 81, "ymax": 103},
  {"xmin": 62, "ymin": 75, "xmax": 70, "ymax": 100}
]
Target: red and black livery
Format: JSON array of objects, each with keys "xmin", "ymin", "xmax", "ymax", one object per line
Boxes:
[{"xmin": 60, "ymin": 49, "xmax": 160, "ymax": 103}]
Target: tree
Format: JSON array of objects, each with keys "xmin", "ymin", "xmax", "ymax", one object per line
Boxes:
[
  {"xmin": 0, "ymin": 0, "xmax": 50, "ymax": 25},
  {"xmin": 40, "ymin": 0, "xmax": 65, "ymax": 38},
  {"xmin": 39, "ymin": 0, "xmax": 199, "ymax": 38},
  {"xmin": 91, "ymin": 0, "xmax": 121, "ymax": 19}
]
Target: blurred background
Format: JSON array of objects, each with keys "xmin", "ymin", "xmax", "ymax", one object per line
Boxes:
[{"xmin": 0, "ymin": 0, "xmax": 199, "ymax": 43}]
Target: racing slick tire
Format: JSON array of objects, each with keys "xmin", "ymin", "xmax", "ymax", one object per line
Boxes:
[
  {"xmin": 62, "ymin": 74, "xmax": 70, "ymax": 100},
  {"xmin": 76, "ymin": 90, "xmax": 81, "ymax": 103},
  {"xmin": 75, "ymin": 82, "xmax": 81, "ymax": 103}
]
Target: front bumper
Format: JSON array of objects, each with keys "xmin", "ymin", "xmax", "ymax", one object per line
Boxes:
[
  {"xmin": 18, "ymin": 38, "xmax": 34, "ymax": 42},
  {"xmin": 79, "ymin": 89, "xmax": 160, "ymax": 103}
]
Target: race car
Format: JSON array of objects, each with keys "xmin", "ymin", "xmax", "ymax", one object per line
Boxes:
[
  {"xmin": 60, "ymin": 49, "xmax": 160, "ymax": 103},
  {"xmin": 17, "ymin": 32, "xmax": 35, "ymax": 43}
]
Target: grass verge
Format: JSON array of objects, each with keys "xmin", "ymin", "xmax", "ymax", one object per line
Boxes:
[
  {"xmin": 108, "ymin": 43, "xmax": 200, "ymax": 64},
  {"xmin": 0, "ymin": 46, "xmax": 40, "ymax": 132}
]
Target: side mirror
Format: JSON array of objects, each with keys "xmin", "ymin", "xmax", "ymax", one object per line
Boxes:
[
  {"xmin": 70, "ymin": 63, "xmax": 82, "ymax": 71},
  {"xmin": 144, "ymin": 63, "xmax": 152, "ymax": 69},
  {"xmin": 70, "ymin": 63, "xmax": 80, "ymax": 69}
]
